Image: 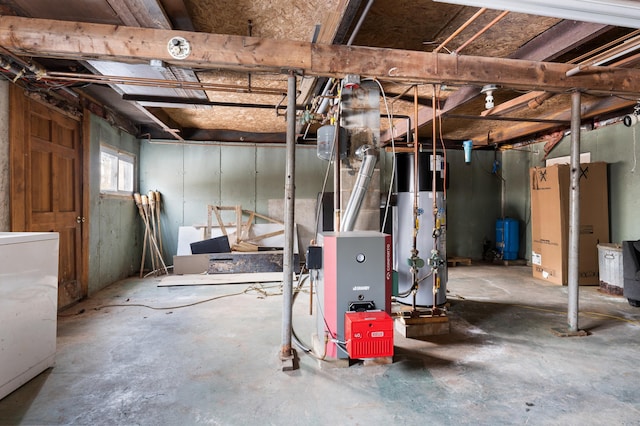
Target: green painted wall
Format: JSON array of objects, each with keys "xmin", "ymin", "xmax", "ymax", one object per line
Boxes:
[
  {"xmin": 445, "ymin": 149, "xmax": 502, "ymax": 259},
  {"xmin": 502, "ymin": 119, "xmax": 640, "ymax": 261},
  {"xmin": 140, "ymin": 141, "xmax": 500, "ymax": 264},
  {"xmin": 139, "ymin": 142, "xmax": 331, "ymax": 264},
  {"xmin": 501, "ymin": 146, "xmax": 536, "ymax": 259},
  {"xmin": 88, "ymin": 115, "xmax": 141, "ymax": 295}
]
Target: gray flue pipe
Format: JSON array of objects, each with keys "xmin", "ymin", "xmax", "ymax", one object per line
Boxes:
[
  {"xmin": 567, "ymin": 90, "xmax": 582, "ymax": 332},
  {"xmin": 340, "ymin": 145, "xmax": 378, "ymax": 232},
  {"xmin": 281, "ymin": 72, "xmax": 296, "ymax": 365}
]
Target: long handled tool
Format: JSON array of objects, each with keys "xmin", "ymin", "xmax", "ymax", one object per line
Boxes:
[
  {"xmin": 147, "ymin": 191, "xmax": 159, "ymax": 268},
  {"xmin": 154, "ymin": 191, "xmax": 163, "ymax": 256},
  {"xmin": 134, "ymin": 192, "xmax": 168, "ymax": 276},
  {"xmin": 134, "ymin": 193, "xmax": 148, "ymax": 278},
  {"xmin": 141, "ymin": 195, "xmax": 157, "ymax": 273}
]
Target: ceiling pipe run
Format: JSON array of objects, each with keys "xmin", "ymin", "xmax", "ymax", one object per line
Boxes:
[
  {"xmin": 453, "ymin": 10, "xmax": 509, "ymax": 55},
  {"xmin": 41, "ymin": 71, "xmax": 290, "ymax": 96},
  {"xmin": 434, "ymin": 7, "xmax": 487, "ymax": 53},
  {"xmin": 566, "ymin": 33, "xmax": 640, "ymax": 76}
]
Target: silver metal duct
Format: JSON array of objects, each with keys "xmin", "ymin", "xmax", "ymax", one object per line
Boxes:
[{"xmin": 340, "ymin": 145, "xmax": 378, "ymax": 232}]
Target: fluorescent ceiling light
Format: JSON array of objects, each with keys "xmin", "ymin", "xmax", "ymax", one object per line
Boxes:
[{"xmin": 432, "ymin": 0, "xmax": 640, "ymax": 29}]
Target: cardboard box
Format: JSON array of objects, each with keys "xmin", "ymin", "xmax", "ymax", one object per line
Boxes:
[{"xmin": 530, "ymin": 162, "xmax": 609, "ymax": 285}]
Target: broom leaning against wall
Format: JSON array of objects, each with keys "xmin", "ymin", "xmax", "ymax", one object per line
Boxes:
[{"xmin": 134, "ymin": 191, "xmax": 168, "ymax": 277}]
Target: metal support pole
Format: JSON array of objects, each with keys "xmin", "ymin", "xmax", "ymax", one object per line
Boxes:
[
  {"xmin": 281, "ymin": 71, "xmax": 298, "ymax": 370},
  {"xmin": 567, "ymin": 90, "xmax": 582, "ymax": 333}
]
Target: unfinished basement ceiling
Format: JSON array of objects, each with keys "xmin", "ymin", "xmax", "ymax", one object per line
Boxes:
[{"xmin": 1, "ymin": 0, "xmax": 640, "ymax": 148}]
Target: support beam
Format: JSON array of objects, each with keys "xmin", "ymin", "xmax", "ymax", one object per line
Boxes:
[
  {"xmin": 141, "ymin": 106, "xmax": 183, "ymax": 140},
  {"xmin": 296, "ymin": 0, "xmax": 358, "ymax": 107},
  {"xmin": 480, "ymin": 92, "xmax": 553, "ymax": 117},
  {"xmin": 443, "ymin": 113, "xmax": 568, "ymax": 124},
  {"xmin": 381, "ymin": 21, "xmax": 616, "ymax": 143},
  {"xmin": 106, "ymin": 0, "xmax": 171, "ymax": 29},
  {"xmin": 2, "ymin": 16, "xmax": 640, "ymax": 95},
  {"xmin": 470, "ymin": 96, "xmax": 636, "ymax": 145},
  {"xmin": 122, "ymin": 94, "xmax": 295, "ymax": 110},
  {"xmin": 380, "ymin": 86, "xmax": 480, "ymax": 144},
  {"xmin": 158, "ymin": 0, "xmax": 196, "ymax": 31},
  {"xmin": 510, "ymin": 21, "xmax": 611, "ymax": 62},
  {"xmin": 178, "ymin": 129, "xmax": 286, "ymax": 143}
]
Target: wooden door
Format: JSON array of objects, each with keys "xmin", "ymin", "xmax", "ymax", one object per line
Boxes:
[{"xmin": 10, "ymin": 87, "xmax": 84, "ymax": 309}]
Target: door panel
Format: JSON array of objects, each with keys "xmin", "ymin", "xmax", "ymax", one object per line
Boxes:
[
  {"xmin": 30, "ymin": 150, "xmax": 53, "ymax": 213},
  {"xmin": 10, "ymin": 88, "xmax": 84, "ymax": 309}
]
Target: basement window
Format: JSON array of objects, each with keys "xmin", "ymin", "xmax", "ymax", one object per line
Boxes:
[{"xmin": 100, "ymin": 145, "xmax": 136, "ymax": 195}]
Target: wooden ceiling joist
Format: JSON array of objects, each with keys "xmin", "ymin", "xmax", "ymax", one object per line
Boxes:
[
  {"xmin": 469, "ymin": 96, "xmax": 636, "ymax": 145},
  {"xmin": 3, "ymin": 16, "xmax": 640, "ymax": 96},
  {"xmin": 510, "ymin": 20, "xmax": 611, "ymax": 62},
  {"xmin": 381, "ymin": 21, "xmax": 620, "ymax": 143}
]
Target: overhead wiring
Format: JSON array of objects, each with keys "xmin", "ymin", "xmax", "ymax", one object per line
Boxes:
[
  {"xmin": 437, "ymin": 85, "xmax": 448, "ymax": 201},
  {"xmin": 367, "ymin": 77, "xmax": 397, "ymax": 233},
  {"xmin": 313, "ymin": 122, "xmax": 338, "ymax": 237}
]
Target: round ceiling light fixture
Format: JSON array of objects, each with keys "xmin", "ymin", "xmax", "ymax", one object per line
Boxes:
[{"xmin": 167, "ymin": 36, "xmax": 191, "ymax": 60}]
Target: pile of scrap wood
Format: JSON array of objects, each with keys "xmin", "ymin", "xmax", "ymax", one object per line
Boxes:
[
  {"xmin": 204, "ymin": 205, "xmax": 284, "ymax": 252},
  {"xmin": 174, "ymin": 205, "xmax": 300, "ymax": 275}
]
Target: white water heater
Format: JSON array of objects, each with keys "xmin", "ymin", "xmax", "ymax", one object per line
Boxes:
[{"xmin": 393, "ymin": 152, "xmax": 448, "ymax": 307}]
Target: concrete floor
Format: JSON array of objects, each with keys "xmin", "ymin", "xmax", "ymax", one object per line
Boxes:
[{"xmin": 1, "ymin": 264, "xmax": 639, "ymax": 425}]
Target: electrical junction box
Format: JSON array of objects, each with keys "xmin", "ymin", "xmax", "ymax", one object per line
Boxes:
[
  {"xmin": 345, "ymin": 311, "xmax": 394, "ymax": 359},
  {"xmin": 306, "ymin": 245, "xmax": 322, "ymax": 270}
]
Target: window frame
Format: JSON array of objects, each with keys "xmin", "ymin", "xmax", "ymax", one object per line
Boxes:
[{"xmin": 99, "ymin": 144, "xmax": 137, "ymax": 197}]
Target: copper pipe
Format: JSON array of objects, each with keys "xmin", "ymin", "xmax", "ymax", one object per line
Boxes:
[
  {"xmin": 431, "ymin": 84, "xmax": 439, "ymax": 314},
  {"xmin": 434, "ymin": 7, "xmax": 487, "ymax": 53},
  {"xmin": 610, "ymin": 51, "xmax": 640, "ymax": 68},
  {"xmin": 412, "ymin": 85, "xmax": 420, "ymax": 312},
  {"xmin": 390, "ymin": 84, "xmax": 416, "ymax": 107},
  {"xmin": 41, "ymin": 71, "xmax": 288, "ymax": 95},
  {"xmin": 413, "ymin": 85, "xmax": 420, "ymax": 248},
  {"xmin": 567, "ymin": 33, "xmax": 640, "ymax": 76},
  {"xmin": 569, "ymin": 29, "xmax": 640, "ymax": 65},
  {"xmin": 432, "ymin": 85, "xmax": 437, "ymax": 209},
  {"xmin": 453, "ymin": 11, "xmax": 509, "ymax": 55}
]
